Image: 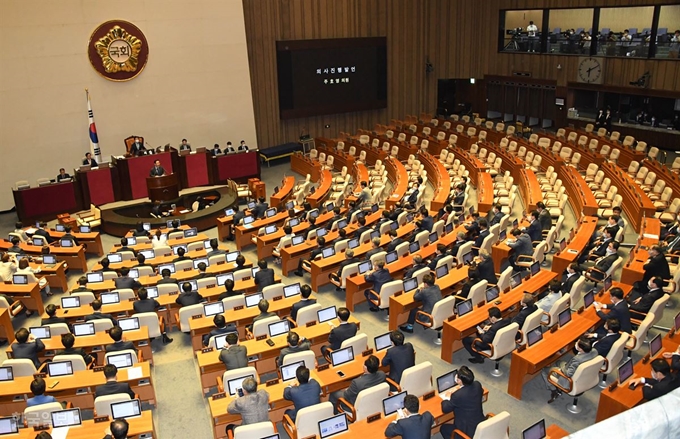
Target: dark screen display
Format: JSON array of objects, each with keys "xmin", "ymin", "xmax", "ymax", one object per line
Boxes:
[{"xmin": 276, "ymin": 38, "xmax": 387, "ymax": 119}]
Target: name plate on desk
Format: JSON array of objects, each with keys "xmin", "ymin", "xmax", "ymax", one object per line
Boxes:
[
  {"xmin": 192, "ymin": 315, "xmax": 202, "ymax": 320},
  {"xmin": 517, "ymin": 344, "xmax": 527, "ymax": 353},
  {"xmin": 447, "ymin": 315, "xmax": 456, "ymax": 322},
  {"xmin": 94, "ymin": 416, "xmax": 110, "ymax": 423},
  {"xmin": 169, "ymin": 291, "xmax": 178, "ymax": 296},
  {"xmin": 362, "ymin": 349, "xmax": 374, "ymax": 357},
  {"xmin": 550, "ymin": 325, "xmax": 558, "ymax": 333},
  {"xmin": 33, "ymin": 425, "xmax": 50, "ymax": 432},
  {"xmin": 423, "ymin": 390, "xmax": 436, "ymax": 400},
  {"xmin": 367, "ymin": 413, "xmax": 382, "ymax": 423},
  {"xmin": 93, "ymin": 366, "xmax": 105, "ymax": 372},
  {"xmin": 202, "ymin": 347, "xmax": 214, "ymax": 353},
  {"xmin": 212, "ymin": 392, "xmax": 227, "ymax": 400},
  {"xmin": 306, "ymin": 321, "xmax": 317, "ymax": 327},
  {"xmin": 317, "ymin": 364, "xmax": 330, "ymax": 371},
  {"xmin": 608, "ymin": 382, "xmax": 619, "ymax": 392},
  {"xmin": 266, "ymin": 379, "xmax": 279, "ymax": 386},
  {"xmin": 233, "ymin": 305, "xmax": 244, "ymax": 311},
  {"xmin": 273, "ymin": 296, "xmax": 283, "ymax": 301},
  {"xmin": 256, "ymin": 334, "xmax": 267, "ymax": 341},
  {"xmin": 207, "ymin": 284, "xmax": 216, "ymax": 289},
  {"xmin": 394, "ymin": 291, "xmax": 402, "ymax": 297},
  {"xmin": 33, "ymin": 373, "xmax": 47, "ymax": 379}
]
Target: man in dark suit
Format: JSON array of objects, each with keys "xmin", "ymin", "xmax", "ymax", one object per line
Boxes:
[
  {"xmin": 249, "ymin": 300, "xmax": 276, "ymax": 332},
  {"xmin": 588, "ymin": 318, "xmax": 622, "ymax": 357},
  {"xmin": 252, "ymin": 197, "xmax": 269, "ymax": 219},
  {"xmin": 629, "ymin": 358, "xmax": 680, "ymax": 400},
  {"xmin": 364, "ymin": 237, "xmax": 383, "ymax": 260},
  {"xmin": 290, "ymin": 284, "xmax": 316, "ymax": 322},
  {"xmin": 10, "ymin": 328, "xmax": 45, "ymax": 368},
  {"xmin": 172, "ymin": 247, "xmax": 190, "ymax": 262},
  {"xmin": 175, "ymin": 282, "xmax": 204, "ymax": 307},
  {"xmin": 334, "ymin": 250, "xmax": 359, "ymax": 283},
  {"xmin": 364, "ymin": 260, "xmax": 393, "ymax": 312},
  {"xmin": 405, "ymin": 184, "xmax": 420, "ymax": 206},
  {"xmin": 283, "ymin": 366, "xmax": 322, "ymax": 421},
  {"xmin": 536, "ymin": 202, "xmax": 552, "ymax": 231},
  {"xmin": 353, "ymin": 215, "xmax": 371, "ymax": 241},
  {"xmin": 451, "ymin": 187, "xmax": 465, "ymax": 214},
  {"xmin": 41, "ymin": 304, "xmax": 68, "ymax": 326},
  {"xmin": 542, "ymin": 336, "xmax": 599, "ymax": 403},
  {"xmin": 133, "ymin": 288, "xmax": 160, "ymax": 314},
  {"xmin": 449, "ymin": 232, "xmax": 467, "ymax": 258},
  {"xmin": 85, "ymin": 300, "xmax": 117, "ymax": 326},
  {"xmin": 381, "ymin": 330, "xmax": 415, "ymax": 388},
  {"xmin": 118, "ymin": 237, "xmax": 134, "ymax": 253},
  {"xmin": 385, "ymin": 230, "xmax": 404, "ymax": 253},
  {"xmin": 487, "ymin": 204, "xmax": 504, "ymax": 226},
  {"xmin": 157, "ymin": 269, "xmax": 178, "ymax": 285},
  {"xmin": 385, "ymin": 394, "xmax": 434, "ymax": 439},
  {"xmin": 95, "ymin": 364, "xmax": 136, "ymax": 399},
  {"xmin": 321, "ymin": 307, "xmax": 357, "ymax": 357},
  {"xmin": 628, "ymin": 277, "xmax": 665, "ymax": 319},
  {"xmin": 219, "ymin": 333, "xmax": 248, "ymax": 370},
  {"xmin": 238, "ymin": 140, "xmax": 249, "ymax": 151},
  {"xmin": 56, "ymin": 168, "xmax": 72, "ymax": 182},
  {"xmin": 507, "ymin": 229, "xmax": 532, "ymax": 272},
  {"xmin": 294, "ymin": 236, "xmax": 325, "ymax": 277},
  {"xmin": 418, "ymin": 207, "xmax": 434, "ymax": 233},
  {"xmin": 439, "ymin": 366, "xmax": 486, "ymax": 439},
  {"xmin": 511, "ymin": 293, "xmax": 538, "ymax": 330},
  {"xmin": 114, "ymin": 267, "xmax": 141, "ymax": 290},
  {"xmin": 587, "ymin": 242, "xmax": 619, "ymax": 279},
  {"xmin": 473, "ymin": 219, "xmax": 489, "ymax": 248},
  {"xmin": 105, "ymin": 326, "xmax": 137, "ymax": 353},
  {"xmin": 403, "ymin": 255, "xmax": 427, "ymax": 279},
  {"xmin": 524, "ymin": 210, "xmax": 543, "ymax": 243},
  {"xmin": 33, "ymin": 222, "xmax": 54, "ymax": 244},
  {"xmin": 202, "ymin": 314, "xmax": 236, "ymax": 346},
  {"xmin": 277, "ymin": 331, "xmax": 312, "ymax": 366},
  {"xmin": 149, "ymin": 160, "xmax": 166, "ymax": 177},
  {"xmin": 561, "ymin": 263, "xmax": 581, "ymax": 294},
  {"xmin": 7, "ymin": 237, "xmax": 24, "ymax": 254},
  {"xmin": 56, "ymin": 333, "xmax": 95, "ymax": 365},
  {"xmin": 464, "ymin": 212, "xmax": 481, "ymax": 240},
  {"xmin": 471, "ymin": 251, "xmax": 497, "ymax": 284},
  {"xmin": 61, "ymin": 225, "xmax": 79, "ymax": 246},
  {"xmin": 254, "ymin": 259, "xmax": 275, "ymax": 289},
  {"xmin": 428, "ymin": 244, "xmax": 448, "ymax": 270},
  {"xmin": 329, "ymin": 355, "xmax": 386, "ymax": 413},
  {"xmin": 400, "ymin": 274, "xmax": 442, "ymax": 333},
  {"xmin": 129, "ymin": 137, "xmax": 146, "ymax": 156},
  {"xmin": 594, "ymin": 287, "xmax": 631, "ymax": 335},
  {"xmin": 211, "ymin": 143, "xmax": 222, "ymax": 156},
  {"xmin": 580, "ymin": 229, "xmax": 613, "ymax": 264},
  {"xmin": 207, "ymin": 238, "xmax": 226, "ymax": 258},
  {"xmin": 83, "ymin": 152, "xmax": 98, "ymax": 167},
  {"xmin": 642, "ymin": 245, "xmax": 671, "ymax": 283},
  {"xmin": 218, "ymin": 279, "xmax": 244, "ymax": 301},
  {"xmin": 463, "ymin": 307, "xmax": 511, "ymax": 363},
  {"xmin": 179, "ymin": 138, "xmax": 191, "ymax": 152},
  {"xmin": 225, "ymin": 141, "xmax": 235, "ymax": 153}
]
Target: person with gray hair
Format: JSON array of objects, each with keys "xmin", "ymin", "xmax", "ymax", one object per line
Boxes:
[
  {"xmin": 226, "ymin": 377, "xmax": 270, "ymax": 428},
  {"xmin": 471, "ymin": 249, "xmax": 497, "ymax": 284}
]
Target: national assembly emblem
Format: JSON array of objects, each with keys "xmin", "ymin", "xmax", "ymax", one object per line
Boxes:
[{"xmin": 88, "ymin": 20, "xmax": 149, "ymax": 81}]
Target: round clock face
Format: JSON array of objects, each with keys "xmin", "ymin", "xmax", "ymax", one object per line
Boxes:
[{"xmin": 578, "ymin": 58, "xmax": 602, "ymax": 83}]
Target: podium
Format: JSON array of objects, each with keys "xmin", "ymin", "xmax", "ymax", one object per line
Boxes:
[{"xmin": 146, "ymin": 174, "xmax": 179, "ymax": 201}]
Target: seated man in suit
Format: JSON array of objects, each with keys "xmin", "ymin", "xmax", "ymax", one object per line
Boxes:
[
  {"xmin": 594, "ymin": 287, "xmax": 632, "ymax": 335},
  {"xmin": 463, "ymin": 306, "xmax": 511, "ymax": 364},
  {"xmin": 417, "ymin": 207, "xmax": 434, "ymax": 233},
  {"xmin": 254, "ymin": 259, "xmax": 275, "ymax": 289},
  {"xmin": 560, "ymin": 263, "xmax": 581, "ymax": 294},
  {"xmin": 85, "ymin": 300, "xmax": 117, "ymax": 326},
  {"xmin": 511, "ymin": 293, "xmax": 538, "ymax": 336},
  {"xmin": 211, "ymin": 143, "xmax": 222, "ymax": 156},
  {"xmin": 206, "ymin": 238, "xmax": 225, "ymax": 258},
  {"xmin": 537, "ymin": 281, "xmax": 563, "ymax": 323},
  {"xmin": 71, "ymin": 276, "xmax": 93, "ymax": 294},
  {"xmin": 218, "ymin": 279, "xmax": 244, "ymax": 300},
  {"xmin": 353, "ymin": 215, "xmax": 371, "ymax": 241},
  {"xmin": 439, "ymin": 366, "xmax": 486, "ymax": 439},
  {"xmin": 57, "ymin": 332, "xmax": 96, "ymax": 365},
  {"xmin": 252, "ymin": 197, "xmax": 269, "ymax": 219},
  {"xmin": 225, "ymin": 141, "xmax": 236, "ymax": 153},
  {"xmin": 179, "ymin": 138, "xmax": 191, "ymax": 152},
  {"xmin": 175, "ymin": 282, "xmax": 205, "ymax": 307},
  {"xmin": 149, "ymin": 160, "xmax": 166, "ymax": 177},
  {"xmin": 473, "ymin": 219, "xmax": 490, "ymax": 248},
  {"xmin": 329, "ymin": 355, "xmax": 386, "ymax": 414},
  {"xmin": 449, "ymin": 232, "xmax": 468, "ymax": 259},
  {"xmin": 283, "ymin": 366, "xmax": 322, "ymax": 422},
  {"xmin": 471, "ymin": 250, "xmax": 497, "ymax": 284},
  {"xmin": 104, "ymin": 419, "xmax": 129, "ymax": 439},
  {"xmin": 61, "ymin": 225, "xmax": 80, "ymax": 246},
  {"xmin": 6, "ymin": 237, "xmax": 24, "ymax": 254},
  {"xmin": 332, "ymin": 249, "xmax": 360, "ymax": 291},
  {"xmin": 27, "ymin": 377, "xmax": 57, "ymax": 408},
  {"xmin": 381, "ymin": 330, "xmax": 415, "ymax": 389},
  {"xmin": 114, "ymin": 267, "xmax": 141, "ymax": 291},
  {"xmin": 56, "ymin": 168, "xmax": 72, "ymax": 182},
  {"xmin": 41, "ymin": 303, "xmax": 68, "ymax": 326},
  {"xmin": 628, "ymin": 276, "xmax": 666, "ymax": 319},
  {"xmin": 105, "ymin": 326, "xmax": 136, "ymax": 353},
  {"xmin": 428, "ymin": 244, "xmax": 448, "ymax": 270},
  {"xmin": 385, "ymin": 394, "xmax": 434, "ymax": 439},
  {"xmin": 173, "ymin": 247, "xmax": 190, "ymax": 262},
  {"xmin": 403, "ymin": 255, "xmax": 427, "ymax": 279},
  {"xmin": 157, "ymin": 268, "xmax": 178, "ymax": 285},
  {"xmin": 487, "ymin": 203, "xmax": 504, "ymax": 226},
  {"xmin": 580, "ymin": 229, "xmax": 614, "ymax": 264},
  {"xmin": 320, "ymin": 307, "xmax": 358, "ymax": 357},
  {"xmin": 118, "ymin": 237, "xmax": 134, "ymax": 253},
  {"xmin": 364, "ymin": 260, "xmax": 393, "ymax": 312},
  {"xmin": 226, "ymin": 377, "xmax": 270, "ymax": 431},
  {"xmin": 385, "ymin": 230, "xmax": 404, "ymax": 253},
  {"xmin": 507, "ymin": 228, "xmax": 532, "ymax": 272},
  {"xmin": 542, "ymin": 336, "xmax": 598, "ymax": 403},
  {"xmin": 11, "ymin": 328, "xmax": 45, "ymax": 368},
  {"xmin": 95, "ymin": 364, "xmax": 135, "ymax": 399},
  {"xmin": 237, "ymin": 140, "xmax": 249, "ymax": 151},
  {"xmin": 129, "ymin": 137, "xmax": 146, "ymax": 156},
  {"xmin": 82, "ymin": 152, "xmax": 98, "ymax": 167},
  {"xmin": 202, "ymin": 314, "xmax": 236, "ymax": 347},
  {"xmin": 248, "ymin": 299, "xmax": 276, "ymax": 332},
  {"xmin": 133, "ymin": 287, "xmax": 165, "ymax": 313},
  {"xmin": 364, "ymin": 237, "xmax": 383, "ymax": 260},
  {"xmin": 33, "ymin": 222, "xmax": 54, "ymax": 244},
  {"xmin": 641, "ymin": 245, "xmax": 671, "ymax": 284},
  {"xmin": 219, "ymin": 332, "xmax": 248, "ymax": 370},
  {"xmin": 587, "ymin": 318, "xmax": 622, "ymax": 357},
  {"xmin": 277, "ymin": 331, "xmax": 312, "ymax": 366},
  {"xmin": 290, "ymin": 284, "xmax": 316, "ymax": 322},
  {"xmin": 400, "ymin": 273, "xmax": 442, "ymax": 333},
  {"xmin": 629, "ymin": 358, "xmax": 680, "ymax": 400},
  {"xmin": 586, "ymin": 241, "xmax": 619, "ymax": 280}
]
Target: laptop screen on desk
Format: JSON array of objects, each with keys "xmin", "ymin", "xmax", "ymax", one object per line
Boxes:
[
  {"xmin": 292, "ymin": 235, "xmax": 305, "ymax": 246},
  {"xmin": 61, "ymin": 296, "xmax": 80, "ymax": 309},
  {"xmin": 29, "ymin": 326, "xmax": 50, "ymax": 340},
  {"xmin": 245, "ymin": 293, "xmax": 263, "ymax": 308},
  {"xmin": 139, "ymin": 249, "xmax": 155, "ymax": 260},
  {"xmin": 204, "ymin": 302, "xmax": 224, "ymax": 317},
  {"xmin": 485, "ymin": 286, "xmax": 500, "ymax": 303},
  {"xmin": 42, "ymin": 254, "xmax": 57, "ymax": 265},
  {"xmin": 322, "ymin": 247, "xmax": 335, "ymax": 258},
  {"xmin": 456, "ymin": 299, "xmax": 473, "ymax": 317},
  {"xmin": 0, "ymin": 367, "xmax": 14, "ymax": 382},
  {"xmin": 216, "ymin": 273, "xmax": 233, "ymax": 286},
  {"xmin": 118, "ymin": 317, "xmax": 140, "ymax": 332},
  {"xmin": 227, "ymin": 374, "xmax": 254, "ymax": 396},
  {"xmin": 266, "ymin": 208, "xmax": 277, "ymax": 218},
  {"xmin": 193, "ymin": 258, "xmax": 209, "ymax": 269},
  {"xmin": 127, "ymin": 236, "xmax": 137, "ymax": 246},
  {"xmin": 172, "ymin": 244, "xmax": 188, "ymax": 255},
  {"xmin": 347, "ymin": 237, "xmax": 358, "ymax": 249},
  {"xmin": 268, "ymin": 320, "xmax": 290, "ymax": 337},
  {"xmin": 604, "ymin": 276, "xmax": 612, "ymax": 292},
  {"xmin": 429, "ymin": 232, "xmax": 438, "ymax": 244},
  {"xmin": 650, "ymin": 334, "xmax": 663, "ymax": 358},
  {"xmin": 51, "ymin": 408, "xmax": 81, "ymax": 428},
  {"xmin": 382, "ymin": 391, "xmax": 407, "ymax": 416},
  {"xmin": 184, "ymin": 228, "xmax": 198, "ymax": 238},
  {"xmin": 436, "ymin": 264, "xmax": 449, "ymax": 279},
  {"xmin": 286, "ymin": 201, "xmax": 295, "ymax": 210},
  {"xmin": 385, "ymin": 251, "xmax": 398, "ymax": 264},
  {"xmin": 128, "ymin": 268, "xmax": 139, "ymax": 279},
  {"xmin": 374, "ymin": 332, "xmax": 393, "ymax": 352},
  {"xmin": 403, "ymin": 278, "xmax": 418, "ymax": 293},
  {"xmin": 530, "ymin": 261, "xmax": 540, "ymax": 276},
  {"xmin": 110, "ymin": 399, "xmax": 142, "ymax": 419},
  {"xmin": 158, "ymin": 263, "xmax": 176, "ymax": 274},
  {"xmin": 226, "ymin": 251, "xmax": 240, "ymax": 263},
  {"xmin": 510, "ymin": 272, "xmax": 522, "ymax": 289},
  {"xmin": 47, "ymin": 361, "xmax": 74, "ymax": 377},
  {"xmin": 0, "ymin": 416, "xmax": 19, "ymax": 434},
  {"xmin": 12, "ymin": 275, "xmax": 27, "ymax": 285},
  {"xmin": 289, "ymin": 218, "xmax": 301, "ymax": 228},
  {"xmin": 462, "ymin": 251, "xmax": 473, "ymax": 265},
  {"xmin": 437, "ymin": 370, "xmax": 457, "ymax": 393},
  {"xmin": 32, "ymin": 237, "xmax": 44, "ymax": 246},
  {"xmin": 409, "ymin": 242, "xmax": 420, "ymax": 253},
  {"xmin": 358, "ymin": 261, "xmax": 372, "ymax": 274},
  {"xmin": 146, "ymin": 286, "xmax": 159, "ymax": 299},
  {"xmin": 60, "ymin": 239, "xmax": 73, "ymax": 247},
  {"xmin": 526, "ymin": 327, "xmax": 543, "ymax": 347},
  {"xmin": 318, "ymin": 413, "xmax": 349, "ymax": 439},
  {"xmin": 214, "ymin": 333, "xmax": 237, "ymax": 350},
  {"xmin": 265, "ymin": 225, "xmax": 277, "ymax": 235},
  {"xmin": 107, "ymin": 353, "xmax": 134, "ymax": 369},
  {"xmin": 142, "ymin": 222, "xmax": 151, "ymax": 231},
  {"xmin": 73, "ymin": 322, "xmax": 95, "ymax": 336},
  {"xmin": 55, "ymin": 224, "xmax": 65, "ymax": 232},
  {"xmin": 79, "ymin": 225, "xmax": 91, "ymax": 233},
  {"xmin": 330, "ymin": 346, "xmax": 354, "ymax": 367},
  {"xmin": 107, "ymin": 253, "xmax": 123, "ymax": 263},
  {"xmin": 100, "ymin": 292, "xmax": 120, "ymax": 305},
  {"xmin": 280, "ymin": 361, "xmax": 305, "ymax": 382},
  {"xmin": 284, "ymin": 283, "xmax": 301, "ymax": 298},
  {"xmin": 558, "ymin": 309, "xmax": 571, "ymax": 327},
  {"xmin": 317, "ymin": 306, "xmax": 337, "ymax": 323},
  {"xmin": 522, "ymin": 419, "xmax": 547, "ymax": 439},
  {"xmin": 583, "ymin": 290, "xmax": 595, "ymax": 308}
]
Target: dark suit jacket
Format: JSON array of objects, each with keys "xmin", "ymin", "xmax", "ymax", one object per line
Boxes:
[
  {"xmin": 283, "ymin": 379, "xmax": 322, "ymax": 421},
  {"xmin": 594, "ymin": 254, "xmax": 618, "ymax": 273},
  {"xmin": 328, "ymin": 322, "xmax": 358, "ymax": 350},
  {"xmin": 252, "ymin": 202, "xmax": 269, "ymax": 219},
  {"xmin": 539, "ymin": 210, "xmax": 552, "ymax": 230},
  {"xmin": 406, "ymin": 189, "xmax": 419, "ymax": 206},
  {"xmin": 157, "ymin": 277, "xmax": 179, "ymax": 285},
  {"xmin": 473, "ymin": 258, "xmax": 497, "ymax": 284},
  {"xmin": 114, "ymin": 276, "xmax": 142, "ymax": 290},
  {"xmin": 381, "ymin": 343, "xmax": 415, "ymax": 384},
  {"xmin": 526, "ymin": 220, "xmax": 542, "ymax": 242},
  {"xmin": 41, "ymin": 315, "xmax": 68, "ymax": 325},
  {"xmin": 278, "ymin": 339, "xmax": 312, "ymax": 366},
  {"xmin": 219, "ymin": 345, "xmax": 248, "ymax": 370},
  {"xmin": 642, "ymin": 374, "xmax": 680, "ymax": 400},
  {"xmin": 420, "ymin": 216, "xmax": 434, "ymax": 232},
  {"xmin": 85, "ymin": 312, "xmax": 117, "ymax": 326},
  {"xmin": 365, "ymin": 268, "xmax": 393, "ymax": 293},
  {"xmin": 291, "ymin": 299, "xmax": 317, "ymax": 322},
  {"xmin": 11, "ymin": 340, "xmax": 45, "ymax": 368},
  {"xmin": 597, "ymin": 300, "xmax": 632, "ymax": 334},
  {"xmin": 33, "ymin": 228, "xmax": 54, "ymax": 244},
  {"xmin": 474, "ymin": 230, "xmax": 489, "ymax": 248},
  {"xmin": 449, "ymin": 240, "xmax": 467, "ymax": 258},
  {"xmin": 428, "ymin": 253, "xmax": 446, "ymax": 270},
  {"xmin": 414, "ymin": 285, "xmax": 442, "ymax": 316},
  {"xmin": 512, "ymin": 304, "xmax": 539, "ymax": 328},
  {"xmin": 384, "ymin": 411, "xmax": 435, "ymax": 439},
  {"xmin": 129, "ymin": 143, "xmax": 145, "ymax": 156},
  {"xmin": 342, "ymin": 371, "xmax": 387, "ymax": 406},
  {"xmin": 211, "ymin": 148, "xmax": 222, "ymax": 156},
  {"xmin": 175, "ymin": 291, "xmax": 204, "ymax": 307},
  {"xmin": 133, "ymin": 299, "xmax": 160, "ymax": 314},
  {"xmin": 561, "ymin": 273, "xmax": 580, "ymax": 294},
  {"xmin": 254, "ymin": 268, "xmax": 275, "ymax": 289},
  {"xmin": 592, "ymin": 238, "xmax": 611, "ymax": 258},
  {"xmin": 83, "ymin": 158, "xmax": 99, "ymax": 167},
  {"xmin": 105, "ymin": 340, "xmax": 136, "ymax": 353},
  {"xmin": 630, "ymin": 288, "xmax": 664, "ymax": 314},
  {"xmin": 592, "ymin": 332, "xmax": 622, "ymax": 357},
  {"xmin": 56, "ymin": 347, "xmax": 93, "ymax": 365},
  {"xmin": 337, "ymin": 257, "xmax": 360, "ymax": 277},
  {"xmin": 441, "ymin": 381, "xmax": 485, "ymax": 439},
  {"xmin": 386, "ymin": 238, "xmax": 404, "ymax": 253},
  {"xmin": 202, "ymin": 325, "xmax": 237, "ymax": 346},
  {"xmin": 149, "ymin": 166, "xmax": 165, "ymax": 177},
  {"xmin": 643, "ymin": 254, "xmax": 671, "ymax": 282},
  {"xmin": 480, "ymin": 318, "xmax": 512, "ymax": 344},
  {"xmin": 403, "ymin": 264, "xmax": 427, "ymax": 280},
  {"xmin": 95, "ymin": 381, "xmax": 135, "ymax": 399}
]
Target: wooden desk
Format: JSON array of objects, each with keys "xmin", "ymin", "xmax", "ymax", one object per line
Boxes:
[
  {"xmin": 234, "ymin": 211, "xmax": 291, "ymax": 251},
  {"xmin": 270, "ymin": 176, "xmax": 295, "ymax": 208},
  {"xmin": 440, "ymin": 270, "xmax": 556, "ymax": 363},
  {"xmin": 419, "ymin": 152, "xmax": 451, "ymax": 213},
  {"xmin": 0, "ymin": 282, "xmax": 44, "ymax": 315},
  {"xmin": 46, "ymin": 229, "xmax": 104, "ymax": 256},
  {"xmin": 307, "ymin": 169, "xmax": 333, "ymax": 208},
  {"xmin": 551, "ymin": 217, "xmax": 598, "ymax": 275},
  {"xmin": 477, "ymin": 172, "xmax": 494, "ymax": 214},
  {"xmin": 12, "ymin": 410, "xmax": 155, "ymax": 438},
  {"xmin": 384, "ymin": 158, "xmax": 409, "ymax": 210},
  {"xmin": 621, "ymin": 218, "xmax": 661, "ymax": 285},
  {"xmin": 33, "ymin": 261, "xmax": 68, "ymax": 293},
  {"xmin": 0, "ymin": 309, "xmax": 14, "ymax": 344},
  {"xmin": 558, "ymin": 166, "xmax": 599, "ymax": 217},
  {"xmin": 291, "ymin": 153, "xmax": 321, "ymax": 181},
  {"xmin": 600, "ymin": 161, "xmax": 656, "ymax": 233},
  {"xmin": 0, "ymin": 242, "xmax": 87, "ymax": 272}
]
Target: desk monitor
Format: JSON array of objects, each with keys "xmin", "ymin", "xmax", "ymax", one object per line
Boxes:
[
  {"xmin": 374, "ymin": 332, "xmax": 393, "ymax": 352},
  {"xmin": 139, "ymin": 249, "xmax": 155, "ymax": 260},
  {"xmin": 409, "ymin": 241, "xmax": 420, "ymax": 253},
  {"xmin": 286, "ymin": 201, "xmax": 295, "ymax": 210},
  {"xmin": 603, "ymin": 275, "xmax": 613, "ymax": 292},
  {"xmin": 216, "ymin": 273, "xmax": 234, "ymax": 286},
  {"xmin": 675, "ymin": 311, "xmax": 680, "ymax": 332},
  {"xmin": 284, "ymin": 283, "xmax": 301, "ymax": 298},
  {"xmin": 316, "ymin": 227, "xmax": 328, "ymax": 238},
  {"xmin": 265, "ymin": 225, "xmax": 277, "ymax": 235},
  {"xmin": 280, "ymin": 361, "xmax": 305, "ymax": 382},
  {"xmin": 79, "ymin": 225, "xmax": 91, "ymax": 233},
  {"xmin": 100, "ymin": 292, "xmax": 120, "ymax": 305},
  {"xmin": 118, "ymin": 317, "xmax": 140, "ymax": 332},
  {"xmin": 247, "ymin": 201, "xmax": 256, "ymax": 210},
  {"xmin": 319, "ymin": 413, "xmax": 349, "ymax": 439},
  {"xmin": 243, "ymin": 216, "xmax": 255, "ymax": 226},
  {"xmin": 406, "ymin": 213, "xmax": 414, "ymax": 223},
  {"xmin": 385, "ymin": 251, "xmax": 398, "ymax": 264},
  {"xmin": 322, "ymin": 247, "xmax": 335, "ymax": 258},
  {"xmin": 107, "ymin": 352, "xmax": 134, "ymax": 369},
  {"xmin": 146, "ymin": 286, "xmax": 159, "ymax": 299},
  {"xmin": 268, "ymin": 320, "xmax": 290, "ymax": 337},
  {"xmin": 55, "ymin": 224, "xmax": 65, "ymax": 232},
  {"xmin": 326, "ymin": 202, "xmax": 335, "ymax": 212},
  {"xmin": 128, "ymin": 236, "xmax": 138, "ymax": 246},
  {"xmin": 266, "ymin": 208, "xmax": 277, "ymax": 218},
  {"xmin": 436, "ymin": 264, "xmax": 449, "ymax": 279},
  {"xmin": 649, "ymin": 334, "xmax": 663, "ymax": 358},
  {"xmin": 72, "ymin": 322, "xmax": 95, "ymax": 336},
  {"xmin": 226, "ymin": 251, "xmax": 240, "ymax": 263},
  {"xmin": 245, "ymin": 293, "xmax": 264, "ymax": 308},
  {"xmin": 289, "ymin": 217, "xmax": 301, "ymax": 228},
  {"xmin": 358, "ymin": 260, "xmax": 372, "ymax": 274},
  {"xmin": 310, "ymin": 210, "xmax": 320, "ymax": 220},
  {"xmin": 32, "ymin": 236, "xmax": 44, "ymax": 246},
  {"xmin": 12, "ymin": 274, "xmax": 28, "ymax": 285},
  {"xmin": 522, "ymin": 419, "xmax": 547, "ymax": 439},
  {"xmin": 172, "ymin": 244, "xmax": 188, "ymax": 255},
  {"xmin": 107, "ymin": 253, "xmax": 123, "ymax": 263},
  {"xmin": 0, "ymin": 367, "xmax": 13, "ymax": 382},
  {"xmin": 60, "ymin": 296, "xmax": 80, "ymax": 309},
  {"xmin": 251, "ymin": 267, "xmax": 260, "ymax": 278},
  {"xmin": 458, "ymin": 214, "xmax": 465, "ymax": 223},
  {"xmin": 437, "ymin": 370, "xmax": 457, "ymax": 394},
  {"xmin": 29, "ymin": 326, "xmax": 50, "ymax": 340},
  {"xmin": 618, "ymin": 358, "xmax": 634, "ymax": 384},
  {"xmin": 569, "ymin": 228, "xmax": 575, "ymax": 240},
  {"xmin": 456, "ymin": 299, "xmax": 473, "ymax": 317},
  {"xmin": 499, "ymin": 230, "xmax": 507, "ymax": 241},
  {"xmin": 526, "ymin": 327, "xmax": 543, "ymax": 347},
  {"xmin": 429, "ymin": 232, "xmax": 438, "ymax": 244},
  {"xmin": 337, "ymin": 219, "xmax": 348, "ymax": 230},
  {"xmin": 166, "ymin": 219, "xmax": 180, "ymax": 228},
  {"xmin": 47, "ymin": 361, "xmax": 74, "ymax": 377},
  {"xmin": 214, "ymin": 333, "xmax": 238, "ymax": 350},
  {"xmin": 330, "ymin": 346, "xmax": 354, "ymax": 367},
  {"xmin": 42, "ymin": 254, "xmax": 57, "ymax": 265},
  {"xmin": 224, "ymin": 208, "xmax": 236, "ymax": 217},
  {"xmin": 530, "ymin": 261, "xmax": 540, "ymax": 276},
  {"xmin": 204, "ymin": 302, "xmax": 224, "ymax": 317},
  {"xmin": 142, "ymin": 222, "xmax": 151, "ymax": 231},
  {"xmin": 0, "ymin": 416, "xmax": 19, "ymax": 435},
  {"xmin": 203, "ymin": 239, "xmax": 213, "ymax": 250},
  {"xmin": 347, "ymin": 237, "xmax": 359, "ymax": 249},
  {"xmin": 382, "ymin": 391, "xmax": 407, "ymax": 416},
  {"xmin": 227, "ymin": 374, "xmax": 254, "ymax": 396},
  {"xmin": 292, "ymin": 235, "xmax": 305, "ymax": 246},
  {"xmin": 445, "ymin": 222, "xmax": 454, "ymax": 234},
  {"xmin": 485, "ymin": 286, "xmax": 500, "ymax": 303},
  {"xmin": 158, "ymin": 263, "xmax": 176, "ymax": 274},
  {"xmin": 110, "ymin": 399, "xmax": 142, "ymax": 419},
  {"xmin": 559, "ymin": 238, "xmax": 567, "ymax": 252},
  {"xmin": 186, "ymin": 280, "xmax": 199, "ymax": 292},
  {"xmin": 510, "ymin": 272, "xmax": 522, "ymax": 289},
  {"xmin": 50, "ymin": 408, "xmax": 82, "ymax": 428},
  {"xmin": 403, "ymin": 278, "xmax": 418, "ymax": 293},
  {"xmin": 391, "ymin": 221, "xmax": 399, "ymax": 231},
  {"xmin": 370, "ymin": 230, "xmax": 380, "ymax": 241},
  {"xmin": 462, "ymin": 251, "xmax": 473, "ymax": 265},
  {"xmin": 193, "ymin": 258, "xmax": 210, "ymax": 269},
  {"xmin": 128, "ymin": 268, "xmax": 139, "ymax": 279},
  {"xmin": 370, "ymin": 203, "xmax": 379, "ymax": 213},
  {"xmin": 558, "ymin": 309, "xmax": 572, "ymax": 327},
  {"xmin": 317, "ymin": 306, "xmax": 337, "ymax": 323},
  {"xmin": 583, "ymin": 290, "xmax": 595, "ymax": 308}
]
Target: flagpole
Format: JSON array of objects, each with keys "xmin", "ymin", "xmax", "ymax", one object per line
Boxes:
[{"xmin": 86, "ymin": 88, "xmax": 102, "ymax": 163}]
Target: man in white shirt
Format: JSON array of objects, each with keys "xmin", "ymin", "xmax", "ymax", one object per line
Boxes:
[{"xmin": 527, "ymin": 21, "xmax": 539, "ymax": 52}]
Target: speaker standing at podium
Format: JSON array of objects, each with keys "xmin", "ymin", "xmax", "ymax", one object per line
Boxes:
[{"xmin": 150, "ymin": 160, "xmax": 166, "ymax": 177}]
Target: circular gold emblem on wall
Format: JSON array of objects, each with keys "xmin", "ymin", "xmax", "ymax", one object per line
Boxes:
[{"xmin": 88, "ymin": 20, "xmax": 149, "ymax": 81}]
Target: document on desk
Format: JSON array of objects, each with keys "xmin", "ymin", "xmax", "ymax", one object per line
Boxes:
[
  {"xmin": 643, "ymin": 233, "xmax": 659, "ymax": 240},
  {"xmin": 567, "ymin": 249, "xmax": 579, "ymax": 254},
  {"xmin": 127, "ymin": 366, "xmax": 143, "ymax": 380},
  {"xmin": 50, "ymin": 427, "xmax": 70, "ymax": 439}
]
